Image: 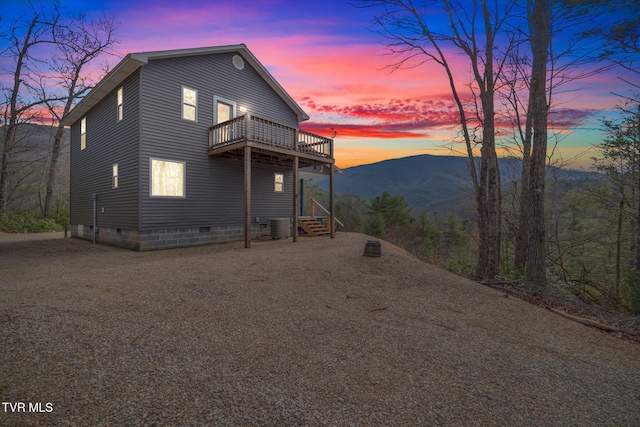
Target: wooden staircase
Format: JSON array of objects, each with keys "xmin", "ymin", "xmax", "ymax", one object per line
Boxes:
[{"xmin": 298, "ymin": 217, "xmax": 331, "ymax": 237}]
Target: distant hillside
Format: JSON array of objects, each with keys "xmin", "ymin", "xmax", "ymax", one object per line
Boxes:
[
  {"xmin": 316, "ymin": 155, "xmax": 594, "ymax": 215},
  {"xmin": 1, "ymin": 123, "xmax": 71, "ymax": 213},
  {"xmin": 3, "ymin": 123, "xmax": 70, "ymax": 160}
]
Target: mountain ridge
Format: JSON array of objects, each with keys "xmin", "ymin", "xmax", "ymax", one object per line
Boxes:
[{"xmin": 317, "ymin": 154, "xmax": 593, "ymax": 215}]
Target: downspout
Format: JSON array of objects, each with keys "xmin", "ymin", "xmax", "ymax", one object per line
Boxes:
[
  {"xmin": 299, "ymin": 178, "xmax": 304, "ymax": 217},
  {"xmin": 92, "ymin": 193, "xmax": 98, "ymax": 243}
]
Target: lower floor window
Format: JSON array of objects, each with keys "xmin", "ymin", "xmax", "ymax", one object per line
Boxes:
[
  {"xmin": 274, "ymin": 173, "xmax": 284, "ymax": 192},
  {"xmin": 151, "ymin": 158, "xmax": 185, "ymax": 197}
]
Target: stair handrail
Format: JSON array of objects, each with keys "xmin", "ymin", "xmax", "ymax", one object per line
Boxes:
[{"xmin": 310, "ymin": 198, "xmax": 344, "ymax": 230}]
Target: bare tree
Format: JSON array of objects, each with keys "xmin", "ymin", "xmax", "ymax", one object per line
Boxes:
[
  {"xmin": 39, "ymin": 14, "xmax": 118, "ymax": 218},
  {"xmin": 501, "ymin": 40, "xmax": 534, "ymax": 273},
  {"xmin": 501, "ymin": 0, "xmax": 618, "ymax": 284},
  {"xmin": 0, "ymin": 1, "xmax": 60, "ymax": 216},
  {"xmin": 525, "ymin": 0, "xmax": 552, "ymax": 285},
  {"xmin": 1, "ymin": 1, "xmax": 118, "ymax": 219},
  {"xmin": 359, "ymin": 0, "xmax": 516, "ymax": 279}
]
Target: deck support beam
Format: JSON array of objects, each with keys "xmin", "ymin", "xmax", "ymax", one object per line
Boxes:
[
  {"xmin": 293, "ymin": 155, "xmax": 299, "ymax": 242},
  {"xmin": 244, "ymin": 145, "xmax": 251, "ymax": 248},
  {"xmin": 330, "ymin": 162, "xmax": 335, "ymax": 239}
]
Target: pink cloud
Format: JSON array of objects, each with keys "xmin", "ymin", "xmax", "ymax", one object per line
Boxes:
[
  {"xmin": 302, "ymin": 98, "xmax": 460, "ymax": 124},
  {"xmin": 548, "ymin": 108, "xmax": 599, "ymax": 129},
  {"xmin": 300, "ymin": 122, "xmax": 430, "ymax": 139}
]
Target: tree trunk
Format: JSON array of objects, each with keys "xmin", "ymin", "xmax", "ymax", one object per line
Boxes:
[
  {"xmin": 616, "ymin": 199, "xmax": 624, "ymax": 297},
  {"xmin": 43, "ymin": 125, "xmax": 66, "ymax": 218},
  {"xmin": 0, "ymin": 16, "xmax": 39, "ymax": 217},
  {"xmin": 636, "ymin": 173, "xmax": 640, "ymax": 272},
  {"xmin": 0, "ymin": 132, "xmax": 10, "ymax": 217},
  {"xmin": 476, "ymin": 0, "xmax": 502, "ymax": 280},
  {"xmin": 525, "ymin": 0, "xmax": 551, "ymax": 285},
  {"xmin": 477, "ymin": 101, "xmax": 501, "ymax": 280},
  {"xmin": 1, "ymin": 122, "xmax": 20, "ymax": 217},
  {"xmin": 476, "ymin": 158, "xmax": 490, "ymax": 278},
  {"xmin": 636, "ymin": 110, "xmax": 640, "ymax": 272},
  {"xmin": 515, "ymin": 96, "xmax": 534, "ymax": 271},
  {"xmin": 43, "ymin": 91, "xmax": 76, "ymax": 219}
]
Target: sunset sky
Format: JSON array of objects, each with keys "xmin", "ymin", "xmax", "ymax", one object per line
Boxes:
[{"xmin": 2, "ymin": 0, "xmax": 637, "ymax": 169}]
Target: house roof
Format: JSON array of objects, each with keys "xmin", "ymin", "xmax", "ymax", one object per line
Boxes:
[{"xmin": 60, "ymin": 44, "xmax": 310, "ymax": 126}]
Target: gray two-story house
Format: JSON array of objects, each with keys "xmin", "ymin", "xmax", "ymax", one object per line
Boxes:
[{"xmin": 61, "ymin": 44, "xmax": 335, "ymax": 251}]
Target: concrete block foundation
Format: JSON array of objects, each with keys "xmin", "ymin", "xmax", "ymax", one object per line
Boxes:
[{"xmin": 71, "ymin": 223, "xmax": 273, "ymax": 251}]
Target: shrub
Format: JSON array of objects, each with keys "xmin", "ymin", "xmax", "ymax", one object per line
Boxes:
[
  {"xmin": 49, "ymin": 207, "xmax": 70, "ymax": 228},
  {"xmin": 624, "ymin": 269, "xmax": 640, "ymax": 315},
  {"xmin": 0, "ymin": 212, "xmax": 64, "ymax": 233}
]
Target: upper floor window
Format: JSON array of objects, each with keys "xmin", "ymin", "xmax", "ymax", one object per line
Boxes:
[
  {"xmin": 182, "ymin": 87, "xmax": 197, "ymax": 121},
  {"xmin": 274, "ymin": 173, "xmax": 284, "ymax": 192},
  {"xmin": 117, "ymin": 87, "xmax": 123, "ymax": 122},
  {"xmin": 80, "ymin": 117, "xmax": 86, "ymax": 150},
  {"xmin": 112, "ymin": 164, "xmax": 119, "ymax": 188}
]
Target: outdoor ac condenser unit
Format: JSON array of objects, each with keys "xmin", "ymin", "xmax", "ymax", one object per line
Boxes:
[{"xmin": 270, "ymin": 218, "xmax": 291, "ymax": 239}]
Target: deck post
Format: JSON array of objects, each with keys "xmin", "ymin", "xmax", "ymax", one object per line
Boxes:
[
  {"xmin": 245, "ymin": 112, "xmax": 251, "ymax": 140},
  {"xmin": 329, "ymin": 162, "xmax": 335, "ymax": 239},
  {"xmin": 244, "ymin": 145, "xmax": 251, "ymax": 248},
  {"xmin": 293, "ymin": 155, "xmax": 299, "ymax": 242},
  {"xmin": 299, "ymin": 178, "xmax": 304, "ymax": 217}
]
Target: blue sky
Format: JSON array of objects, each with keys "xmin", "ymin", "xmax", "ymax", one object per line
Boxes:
[{"xmin": 2, "ymin": 0, "xmax": 638, "ymax": 168}]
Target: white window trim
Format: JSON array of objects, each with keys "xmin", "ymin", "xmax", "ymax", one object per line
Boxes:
[
  {"xmin": 149, "ymin": 158, "xmax": 186, "ymax": 198},
  {"xmin": 213, "ymin": 95, "xmax": 237, "ymax": 124},
  {"xmin": 182, "ymin": 86, "xmax": 197, "ymax": 122},
  {"xmin": 117, "ymin": 87, "xmax": 123, "ymax": 122},
  {"xmin": 112, "ymin": 163, "xmax": 119, "ymax": 189}
]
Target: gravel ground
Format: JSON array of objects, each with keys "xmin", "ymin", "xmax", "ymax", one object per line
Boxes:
[{"xmin": 1, "ymin": 232, "xmax": 639, "ymax": 426}]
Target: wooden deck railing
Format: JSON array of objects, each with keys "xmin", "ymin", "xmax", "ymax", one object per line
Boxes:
[
  {"xmin": 209, "ymin": 115, "xmax": 246, "ymax": 147},
  {"xmin": 209, "ymin": 114, "xmax": 333, "ymax": 159},
  {"xmin": 250, "ymin": 115, "xmax": 296, "ymax": 149},
  {"xmin": 298, "ymin": 130, "xmax": 333, "ymax": 158}
]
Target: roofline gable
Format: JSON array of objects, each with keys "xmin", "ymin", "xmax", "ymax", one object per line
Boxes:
[{"xmin": 60, "ymin": 44, "xmax": 309, "ymax": 126}]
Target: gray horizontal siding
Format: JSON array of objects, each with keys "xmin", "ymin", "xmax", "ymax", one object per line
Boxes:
[
  {"xmin": 139, "ymin": 157, "xmax": 294, "ymax": 230},
  {"xmin": 252, "ymin": 166, "xmax": 293, "ymax": 220},
  {"xmin": 138, "ymin": 52, "xmax": 299, "ymax": 230},
  {"xmin": 70, "ymin": 70, "xmax": 140, "ymax": 230}
]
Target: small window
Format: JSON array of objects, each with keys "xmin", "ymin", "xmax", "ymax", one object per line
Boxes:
[
  {"xmin": 117, "ymin": 87, "xmax": 123, "ymax": 122},
  {"xmin": 80, "ymin": 117, "xmax": 86, "ymax": 150},
  {"xmin": 112, "ymin": 164, "xmax": 119, "ymax": 188},
  {"xmin": 182, "ymin": 87, "xmax": 197, "ymax": 121},
  {"xmin": 274, "ymin": 173, "xmax": 284, "ymax": 192},
  {"xmin": 151, "ymin": 158, "xmax": 185, "ymax": 197}
]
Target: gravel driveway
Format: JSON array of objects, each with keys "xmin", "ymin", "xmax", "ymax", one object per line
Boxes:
[{"xmin": 1, "ymin": 232, "xmax": 639, "ymax": 426}]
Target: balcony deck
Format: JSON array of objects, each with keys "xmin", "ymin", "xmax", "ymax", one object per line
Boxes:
[{"xmin": 208, "ymin": 114, "xmax": 334, "ymax": 167}]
